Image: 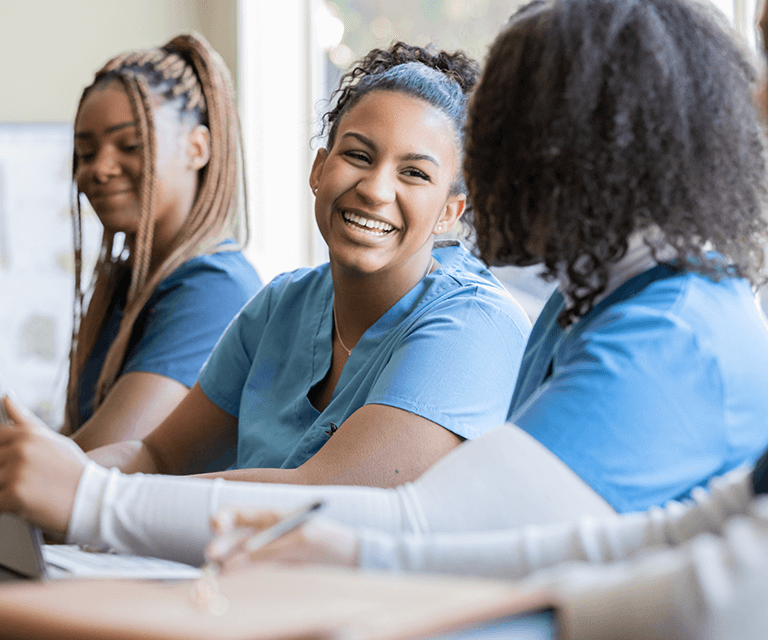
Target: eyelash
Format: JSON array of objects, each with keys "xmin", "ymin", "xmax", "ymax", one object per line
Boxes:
[
  {"xmin": 343, "ymin": 151, "xmax": 431, "ymax": 182},
  {"xmin": 75, "ymin": 142, "xmax": 142, "ymax": 162},
  {"xmin": 403, "ymin": 168, "xmax": 430, "ymax": 182},
  {"xmin": 343, "ymin": 150, "xmax": 370, "ymax": 163}
]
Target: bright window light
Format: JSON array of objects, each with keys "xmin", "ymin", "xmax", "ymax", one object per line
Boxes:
[{"xmin": 315, "ymin": 4, "xmax": 344, "ymax": 49}]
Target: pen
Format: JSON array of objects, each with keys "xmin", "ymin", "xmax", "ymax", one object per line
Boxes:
[
  {"xmin": 191, "ymin": 500, "xmax": 324, "ymax": 615},
  {"xmin": 228, "ymin": 499, "xmax": 322, "ymax": 560},
  {"xmin": 206, "ymin": 499, "xmax": 325, "ymax": 568}
]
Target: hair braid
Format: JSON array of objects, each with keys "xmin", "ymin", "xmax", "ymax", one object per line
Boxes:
[
  {"xmin": 64, "ymin": 32, "xmax": 247, "ymax": 434},
  {"xmin": 123, "ymin": 74, "xmax": 158, "ymax": 307},
  {"xmin": 65, "ymin": 179, "xmax": 85, "ymax": 434}
]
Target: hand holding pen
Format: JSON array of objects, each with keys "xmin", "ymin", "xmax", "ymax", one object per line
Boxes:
[
  {"xmin": 190, "ymin": 501, "xmax": 325, "ymax": 615},
  {"xmin": 207, "ymin": 500, "xmax": 325, "ymax": 567}
]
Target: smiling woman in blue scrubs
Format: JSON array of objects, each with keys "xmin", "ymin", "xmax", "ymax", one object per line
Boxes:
[{"xmin": 127, "ymin": 45, "xmax": 530, "ymax": 486}]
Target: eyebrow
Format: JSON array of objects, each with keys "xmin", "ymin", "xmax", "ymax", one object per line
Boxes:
[
  {"xmin": 342, "ymin": 131, "xmax": 440, "ymax": 168},
  {"xmin": 74, "ymin": 121, "xmax": 137, "ymax": 139}
]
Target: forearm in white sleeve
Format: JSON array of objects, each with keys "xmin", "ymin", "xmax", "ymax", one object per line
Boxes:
[
  {"xmin": 66, "ymin": 461, "xmax": 434, "ymax": 566},
  {"xmin": 357, "ymin": 465, "xmax": 754, "ymax": 579},
  {"xmin": 65, "ymin": 424, "xmax": 625, "ymax": 567},
  {"xmin": 66, "ymin": 425, "xmax": 749, "ymax": 570},
  {"xmin": 552, "ymin": 497, "xmax": 768, "ymax": 640},
  {"xmin": 373, "ymin": 423, "xmax": 619, "ymax": 535}
]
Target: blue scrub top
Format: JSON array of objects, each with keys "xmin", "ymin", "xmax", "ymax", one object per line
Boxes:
[
  {"xmin": 199, "ymin": 241, "xmax": 532, "ymax": 471},
  {"xmin": 511, "ymin": 265, "xmax": 768, "ymax": 512},
  {"xmin": 78, "ymin": 249, "xmax": 262, "ymax": 425}
]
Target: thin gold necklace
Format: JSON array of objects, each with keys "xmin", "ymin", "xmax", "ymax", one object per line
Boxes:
[
  {"xmin": 332, "ymin": 256, "xmax": 435, "ymax": 357},
  {"xmin": 333, "ymin": 300, "xmax": 353, "ymax": 356}
]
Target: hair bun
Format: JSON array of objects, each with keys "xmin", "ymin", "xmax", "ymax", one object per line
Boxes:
[{"xmin": 351, "ymin": 42, "xmax": 479, "ymax": 94}]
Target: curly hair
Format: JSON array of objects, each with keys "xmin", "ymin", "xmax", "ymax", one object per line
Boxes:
[
  {"xmin": 466, "ymin": 0, "xmax": 768, "ymax": 327},
  {"xmin": 321, "ymin": 41, "xmax": 480, "ymax": 201},
  {"xmin": 65, "ymin": 33, "xmax": 246, "ymax": 434}
]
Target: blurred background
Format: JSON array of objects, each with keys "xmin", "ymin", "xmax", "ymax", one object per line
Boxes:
[{"xmin": 0, "ymin": 0, "xmax": 759, "ymax": 423}]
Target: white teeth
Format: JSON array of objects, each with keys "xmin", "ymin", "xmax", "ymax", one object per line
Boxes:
[{"xmin": 342, "ymin": 211, "xmax": 394, "ymax": 234}]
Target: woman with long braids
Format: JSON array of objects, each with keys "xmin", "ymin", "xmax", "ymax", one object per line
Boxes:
[
  {"xmin": 0, "ymin": 41, "xmax": 530, "ymax": 525},
  {"xmin": 63, "ymin": 34, "xmax": 262, "ymax": 451}
]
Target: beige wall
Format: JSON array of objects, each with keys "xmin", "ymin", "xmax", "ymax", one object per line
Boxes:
[{"xmin": 0, "ymin": 0, "xmax": 238, "ymax": 123}]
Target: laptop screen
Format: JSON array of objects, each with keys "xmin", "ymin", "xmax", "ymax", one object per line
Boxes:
[{"xmin": 0, "ymin": 513, "xmax": 45, "ymax": 580}]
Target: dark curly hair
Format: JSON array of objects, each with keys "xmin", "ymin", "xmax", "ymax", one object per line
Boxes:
[
  {"xmin": 466, "ymin": 0, "xmax": 768, "ymax": 327},
  {"xmin": 321, "ymin": 41, "xmax": 480, "ymax": 202}
]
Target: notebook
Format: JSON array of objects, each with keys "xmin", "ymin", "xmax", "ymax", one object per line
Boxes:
[{"xmin": 0, "ymin": 513, "xmax": 200, "ymax": 581}]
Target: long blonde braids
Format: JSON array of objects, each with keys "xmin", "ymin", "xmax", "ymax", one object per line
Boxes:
[{"xmin": 64, "ymin": 33, "xmax": 247, "ymax": 434}]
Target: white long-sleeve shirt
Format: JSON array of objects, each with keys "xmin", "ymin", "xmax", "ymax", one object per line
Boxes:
[
  {"xmin": 68, "ymin": 423, "xmax": 752, "ymax": 574},
  {"xmin": 67, "ymin": 424, "xmax": 614, "ymax": 564},
  {"xmin": 67, "ymin": 422, "xmax": 766, "ymax": 640},
  {"xmin": 355, "ymin": 466, "xmax": 754, "ymax": 579},
  {"xmin": 545, "ymin": 497, "xmax": 768, "ymax": 640}
]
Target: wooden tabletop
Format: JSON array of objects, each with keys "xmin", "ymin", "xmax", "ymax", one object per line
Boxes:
[{"xmin": 0, "ymin": 563, "xmax": 553, "ymax": 640}]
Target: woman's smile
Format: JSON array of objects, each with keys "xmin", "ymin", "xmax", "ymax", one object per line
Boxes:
[
  {"xmin": 311, "ymin": 90, "xmax": 464, "ymax": 278},
  {"xmin": 339, "ymin": 208, "xmax": 396, "ymax": 238},
  {"xmin": 88, "ymin": 187, "xmax": 135, "ymax": 205}
]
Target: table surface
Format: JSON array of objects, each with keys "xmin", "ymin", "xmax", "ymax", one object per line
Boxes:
[{"xmin": 0, "ymin": 563, "xmax": 553, "ymax": 640}]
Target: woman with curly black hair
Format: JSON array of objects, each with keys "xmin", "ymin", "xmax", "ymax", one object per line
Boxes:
[{"xmin": 468, "ymin": 0, "xmax": 768, "ymax": 514}]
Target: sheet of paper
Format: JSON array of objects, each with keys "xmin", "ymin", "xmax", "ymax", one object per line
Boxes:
[{"xmin": 42, "ymin": 545, "xmax": 201, "ymax": 580}]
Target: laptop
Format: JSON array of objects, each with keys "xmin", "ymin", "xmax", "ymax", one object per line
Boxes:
[{"xmin": 0, "ymin": 513, "xmax": 201, "ymax": 581}]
